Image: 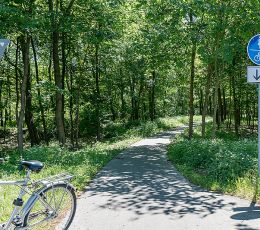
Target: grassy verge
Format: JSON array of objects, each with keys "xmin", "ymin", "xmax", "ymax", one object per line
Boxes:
[
  {"xmin": 167, "ymin": 123, "xmax": 260, "ymax": 202},
  {"xmin": 0, "ymin": 116, "xmax": 198, "ymax": 222}
]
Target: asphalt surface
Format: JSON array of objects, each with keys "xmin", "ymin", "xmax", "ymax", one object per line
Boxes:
[{"xmin": 70, "ymin": 127, "xmax": 260, "ymax": 230}]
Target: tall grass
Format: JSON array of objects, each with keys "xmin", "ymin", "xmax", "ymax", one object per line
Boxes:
[
  {"xmin": 167, "ymin": 123, "xmax": 260, "ymax": 201},
  {"xmin": 0, "ymin": 116, "xmax": 194, "ymax": 222}
]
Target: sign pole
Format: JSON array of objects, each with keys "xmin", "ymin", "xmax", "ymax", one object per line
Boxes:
[
  {"xmin": 247, "ymin": 34, "xmax": 260, "ymax": 175},
  {"xmin": 258, "ymin": 84, "xmax": 260, "ymax": 174}
]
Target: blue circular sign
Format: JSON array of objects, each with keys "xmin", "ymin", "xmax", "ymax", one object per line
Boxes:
[{"xmin": 247, "ymin": 34, "xmax": 260, "ymax": 66}]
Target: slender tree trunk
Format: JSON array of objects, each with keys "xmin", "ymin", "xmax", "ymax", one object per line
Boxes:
[
  {"xmin": 3, "ymin": 103, "xmax": 7, "ymax": 143},
  {"xmin": 188, "ymin": 40, "xmax": 197, "ymax": 139},
  {"xmin": 67, "ymin": 68, "xmax": 74, "ymax": 147},
  {"xmin": 95, "ymin": 44, "xmax": 101, "ymax": 141},
  {"xmin": 218, "ymin": 86, "xmax": 224, "ymax": 124},
  {"xmin": 149, "ymin": 70, "xmax": 156, "ymax": 121},
  {"xmin": 199, "ymin": 89, "xmax": 203, "ymax": 115},
  {"xmin": 223, "ymin": 87, "xmax": 227, "ymax": 120},
  {"xmin": 17, "ymin": 35, "xmax": 30, "ymax": 152},
  {"xmin": 212, "ymin": 60, "xmax": 219, "ymax": 139},
  {"xmin": 75, "ymin": 83, "xmax": 80, "ymax": 148},
  {"xmin": 232, "ymin": 72, "xmax": 239, "ymax": 136},
  {"xmin": 7, "ymin": 72, "xmax": 11, "ymax": 123},
  {"xmin": 15, "ymin": 40, "xmax": 20, "ymax": 124},
  {"xmin": 48, "ymin": 49, "xmax": 55, "ymax": 108},
  {"xmin": 119, "ymin": 72, "xmax": 126, "ymax": 119},
  {"xmin": 202, "ymin": 63, "xmax": 212, "ymax": 137},
  {"xmin": 61, "ymin": 31, "xmax": 66, "ymax": 134},
  {"xmin": 49, "ymin": 0, "xmax": 66, "ymax": 145},
  {"xmin": 31, "ymin": 38, "xmax": 48, "ymax": 145},
  {"xmin": 25, "ymin": 69, "xmax": 40, "ymax": 146},
  {"xmin": 130, "ymin": 76, "xmax": 137, "ymax": 121},
  {"xmin": 53, "ymin": 31, "xmax": 66, "ymax": 145}
]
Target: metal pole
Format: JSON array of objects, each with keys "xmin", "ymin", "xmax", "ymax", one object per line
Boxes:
[{"xmin": 258, "ymin": 84, "xmax": 260, "ymax": 174}]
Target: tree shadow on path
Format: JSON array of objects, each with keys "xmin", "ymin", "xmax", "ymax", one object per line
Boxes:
[{"xmin": 83, "ymin": 130, "xmax": 239, "ymax": 220}]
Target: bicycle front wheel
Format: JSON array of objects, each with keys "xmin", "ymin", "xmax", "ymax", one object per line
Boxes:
[{"xmin": 24, "ymin": 184, "xmax": 76, "ymax": 230}]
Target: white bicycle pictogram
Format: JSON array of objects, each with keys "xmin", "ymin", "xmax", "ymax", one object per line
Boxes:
[{"xmin": 254, "ymin": 51, "xmax": 260, "ymax": 62}]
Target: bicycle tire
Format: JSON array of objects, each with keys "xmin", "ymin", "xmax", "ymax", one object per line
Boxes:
[{"xmin": 23, "ymin": 183, "xmax": 76, "ymax": 230}]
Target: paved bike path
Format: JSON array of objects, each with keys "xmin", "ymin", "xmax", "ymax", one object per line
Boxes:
[{"xmin": 70, "ymin": 127, "xmax": 260, "ymax": 230}]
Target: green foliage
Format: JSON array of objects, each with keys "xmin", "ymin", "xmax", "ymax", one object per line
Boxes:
[
  {"xmin": 0, "ymin": 137, "xmax": 135, "ymax": 222},
  {"xmin": 168, "ymin": 126, "xmax": 260, "ymax": 200},
  {"xmin": 103, "ymin": 116, "xmax": 202, "ymax": 140},
  {"xmin": 0, "ymin": 116, "xmax": 190, "ymax": 222}
]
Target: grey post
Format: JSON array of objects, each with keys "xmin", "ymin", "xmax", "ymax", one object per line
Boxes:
[{"xmin": 259, "ymin": 84, "xmax": 260, "ymax": 174}]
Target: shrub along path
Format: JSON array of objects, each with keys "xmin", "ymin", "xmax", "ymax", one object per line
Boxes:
[{"xmin": 70, "ymin": 127, "xmax": 260, "ymax": 230}]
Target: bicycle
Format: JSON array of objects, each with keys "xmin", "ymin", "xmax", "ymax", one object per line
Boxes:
[{"xmin": 0, "ymin": 160, "xmax": 77, "ymax": 230}]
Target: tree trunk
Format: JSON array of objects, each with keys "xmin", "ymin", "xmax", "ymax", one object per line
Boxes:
[
  {"xmin": 17, "ymin": 35, "xmax": 30, "ymax": 152},
  {"xmin": 218, "ymin": 87, "xmax": 224, "ymax": 123},
  {"xmin": 48, "ymin": 49, "xmax": 55, "ymax": 108},
  {"xmin": 75, "ymin": 84, "xmax": 80, "ymax": 148},
  {"xmin": 232, "ymin": 72, "xmax": 239, "ymax": 136},
  {"xmin": 130, "ymin": 75, "xmax": 138, "ymax": 121},
  {"xmin": 188, "ymin": 40, "xmax": 196, "ymax": 139},
  {"xmin": 31, "ymin": 38, "xmax": 48, "ymax": 145},
  {"xmin": 201, "ymin": 63, "xmax": 212, "ymax": 137},
  {"xmin": 149, "ymin": 70, "xmax": 156, "ymax": 121},
  {"xmin": 212, "ymin": 60, "xmax": 219, "ymax": 139},
  {"xmin": 95, "ymin": 44, "xmax": 101, "ymax": 141},
  {"xmin": 223, "ymin": 88, "xmax": 227, "ymax": 120},
  {"xmin": 119, "ymin": 72, "xmax": 126, "ymax": 119},
  {"xmin": 49, "ymin": 0, "xmax": 66, "ymax": 145},
  {"xmin": 15, "ymin": 40, "xmax": 20, "ymax": 124},
  {"xmin": 25, "ymin": 69, "xmax": 40, "ymax": 146},
  {"xmin": 67, "ymin": 68, "xmax": 74, "ymax": 147},
  {"xmin": 199, "ymin": 89, "xmax": 203, "ymax": 115}
]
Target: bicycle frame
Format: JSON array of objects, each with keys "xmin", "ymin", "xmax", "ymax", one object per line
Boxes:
[
  {"xmin": 0, "ymin": 170, "xmax": 34, "ymax": 230},
  {"xmin": 0, "ymin": 170, "xmax": 52, "ymax": 230},
  {"xmin": 0, "ymin": 171, "xmax": 75, "ymax": 230}
]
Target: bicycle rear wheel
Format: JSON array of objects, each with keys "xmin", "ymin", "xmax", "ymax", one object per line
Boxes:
[{"xmin": 24, "ymin": 184, "xmax": 76, "ymax": 230}]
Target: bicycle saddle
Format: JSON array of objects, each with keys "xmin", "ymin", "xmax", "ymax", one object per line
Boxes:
[{"xmin": 21, "ymin": 160, "xmax": 44, "ymax": 173}]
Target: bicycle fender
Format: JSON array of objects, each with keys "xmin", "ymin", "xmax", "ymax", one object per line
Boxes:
[
  {"xmin": 44, "ymin": 181, "xmax": 76, "ymax": 192},
  {"xmin": 20, "ymin": 193, "xmax": 38, "ymax": 223}
]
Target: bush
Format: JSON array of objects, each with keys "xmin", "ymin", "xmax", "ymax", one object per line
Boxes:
[{"xmin": 168, "ymin": 136, "xmax": 260, "ymax": 199}]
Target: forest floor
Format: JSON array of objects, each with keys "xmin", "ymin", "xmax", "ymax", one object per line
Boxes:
[{"xmin": 70, "ymin": 127, "xmax": 260, "ymax": 230}]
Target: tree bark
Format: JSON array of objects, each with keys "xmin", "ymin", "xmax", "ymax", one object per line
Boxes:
[
  {"xmin": 75, "ymin": 83, "xmax": 80, "ymax": 148},
  {"xmin": 17, "ymin": 35, "xmax": 30, "ymax": 152},
  {"xmin": 232, "ymin": 71, "xmax": 239, "ymax": 136},
  {"xmin": 201, "ymin": 63, "xmax": 212, "ymax": 137},
  {"xmin": 25, "ymin": 68, "xmax": 40, "ymax": 146},
  {"xmin": 95, "ymin": 44, "xmax": 101, "ymax": 141},
  {"xmin": 49, "ymin": 0, "xmax": 66, "ymax": 145},
  {"xmin": 119, "ymin": 70, "xmax": 126, "ymax": 119},
  {"xmin": 149, "ymin": 70, "xmax": 156, "ymax": 121},
  {"xmin": 31, "ymin": 38, "xmax": 48, "ymax": 145},
  {"xmin": 212, "ymin": 63, "xmax": 219, "ymax": 139},
  {"xmin": 188, "ymin": 40, "xmax": 196, "ymax": 139},
  {"xmin": 15, "ymin": 40, "xmax": 20, "ymax": 125}
]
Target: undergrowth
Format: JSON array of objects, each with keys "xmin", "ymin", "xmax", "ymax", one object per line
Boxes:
[
  {"xmin": 167, "ymin": 122, "xmax": 260, "ymax": 201},
  {"xmin": 0, "ymin": 116, "xmax": 198, "ymax": 222}
]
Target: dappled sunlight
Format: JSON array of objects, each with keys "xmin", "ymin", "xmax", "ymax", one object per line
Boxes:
[
  {"xmin": 84, "ymin": 143, "xmax": 235, "ymax": 220},
  {"xmin": 69, "ymin": 129, "xmax": 260, "ymax": 230}
]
